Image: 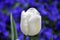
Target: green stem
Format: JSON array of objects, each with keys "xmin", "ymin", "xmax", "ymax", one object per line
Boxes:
[
  {"xmin": 29, "ymin": 34, "xmax": 39, "ymax": 40},
  {"xmin": 24, "ymin": 35, "xmax": 26, "ymax": 40}
]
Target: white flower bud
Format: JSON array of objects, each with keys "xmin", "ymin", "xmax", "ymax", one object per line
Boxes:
[{"xmin": 20, "ymin": 8, "xmax": 41, "ymax": 36}]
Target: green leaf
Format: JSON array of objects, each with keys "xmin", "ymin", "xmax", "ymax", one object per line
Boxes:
[{"xmin": 10, "ymin": 14, "xmax": 18, "ymax": 40}]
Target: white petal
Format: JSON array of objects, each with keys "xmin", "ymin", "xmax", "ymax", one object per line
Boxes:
[
  {"xmin": 20, "ymin": 8, "xmax": 41, "ymax": 36},
  {"xmin": 20, "ymin": 10, "xmax": 28, "ymax": 35}
]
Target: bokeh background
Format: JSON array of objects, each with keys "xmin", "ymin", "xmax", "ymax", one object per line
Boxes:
[{"xmin": 0, "ymin": 0, "xmax": 60, "ymax": 40}]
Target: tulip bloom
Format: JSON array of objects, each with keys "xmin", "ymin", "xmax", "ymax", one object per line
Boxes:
[{"xmin": 20, "ymin": 8, "xmax": 41, "ymax": 36}]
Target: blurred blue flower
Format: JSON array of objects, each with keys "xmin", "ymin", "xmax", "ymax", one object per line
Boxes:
[
  {"xmin": 0, "ymin": 2, "xmax": 4, "ymax": 10},
  {"xmin": 0, "ymin": 22, "xmax": 6, "ymax": 32},
  {"xmin": 57, "ymin": 15, "xmax": 60, "ymax": 20},
  {"xmin": 16, "ymin": 0, "xmax": 26, "ymax": 4},
  {"xmin": 48, "ymin": 15, "xmax": 57, "ymax": 22},
  {"xmin": 39, "ymin": 38, "xmax": 45, "ymax": 40},
  {"xmin": 12, "ymin": 7, "xmax": 22, "ymax": 15},
  {"xmin": 4, "ymin": 0, "xmax": 14, "ymax": 6},
  {"xmin": 18, "ymin": 34, "xmax": 24, "ymax": 40},
  {"xmin": 55, "ymin": 21, "xmax": 60, "ymax": 31},
  {"xmin": 3, "ymin": 31, "xmax": 9, "ymax": 37},
  {"xmin": 26, "ymin": 36, "xmax": 29, "ymax": 40},
  {"xmin": 53, "ymin": 34, "xmax": 58, "ymax": 40},
  {"xmin": 44, "ymin": 29, "xmax": 53, "ymax": 40},
  {"xmin": 16, "ymin": 23, "xmax": 20, "ymax": 33},
  {"xmin": 40, "ymin": 27, "xmax": 53, "ymax": 40},
  {"xmin": 56, "ymin": 36, "xmax": 60, "ymax": 40},
  {"xmin": 26, "ymin": 0, "xmax": 35, "ymax": 6},
  {"xmin": 40, "ymin": 9, "xmax": 49, "ymax": 16}
]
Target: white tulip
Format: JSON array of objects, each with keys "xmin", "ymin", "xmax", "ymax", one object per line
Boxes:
[{"xmin": 20, "ymin": 8, "xmax": 41, "ymax": 36}]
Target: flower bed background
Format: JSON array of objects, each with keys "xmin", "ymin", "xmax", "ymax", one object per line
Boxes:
[{"xmin": 0, "ymin": 0, "xmax": 60, "ymax": 40}]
